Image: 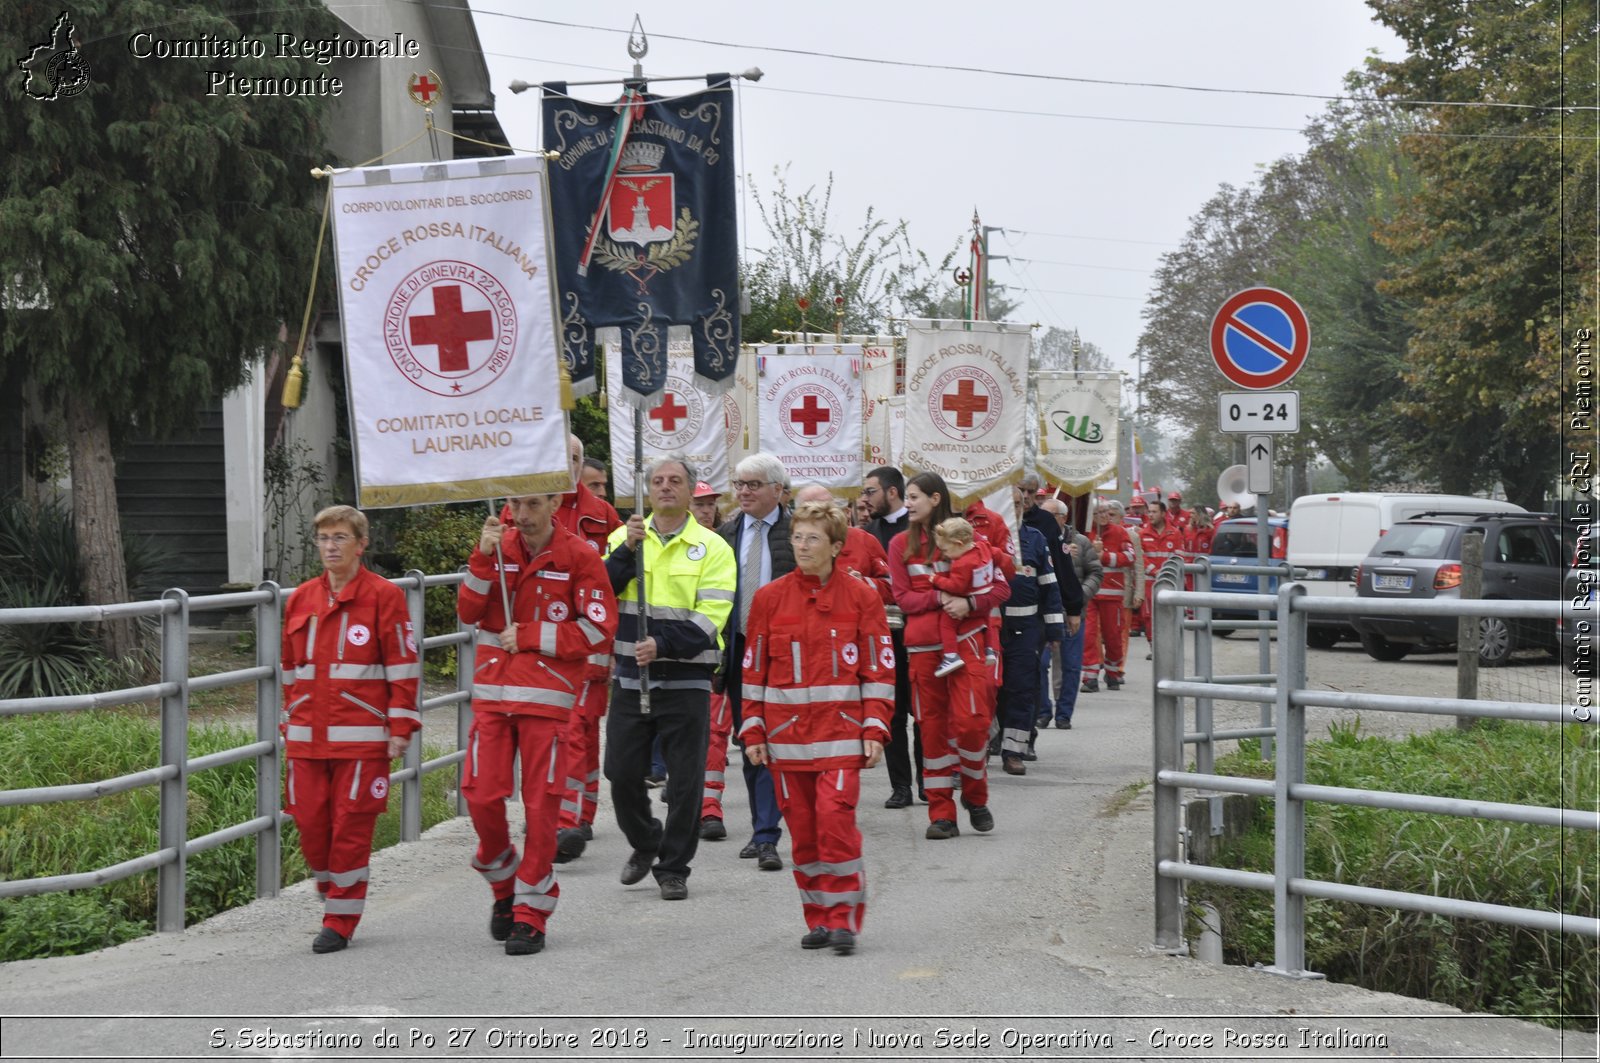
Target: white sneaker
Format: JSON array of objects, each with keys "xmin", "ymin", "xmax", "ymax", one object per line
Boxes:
[{"xmin": 934, "ymin": 653, "xmax": 964, "ymax": 677}]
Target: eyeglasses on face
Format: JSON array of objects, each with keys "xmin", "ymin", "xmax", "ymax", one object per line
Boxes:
[
  {"xmin": 789, "ymin": 533, "xmax": 830, "ymax": 547},
  {"xmin": 315, "ymin": 533, "xmax": 356, "ymax": 546},
  {"xmin": 731, "ymin": 479, "xmax": 774, "ymax": 491},
  {"xmin": 860, "ymin": 487, "xmax": 880, "ymax": 497}
]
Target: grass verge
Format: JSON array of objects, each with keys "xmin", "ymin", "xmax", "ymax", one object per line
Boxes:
[
  {"xmin": 0, "ymin": 710, "xmax": 457, "ymax": 962},
  {"xmin": 1190, "ymin": 720, "xmax": 1597, "ymax": 1029}
]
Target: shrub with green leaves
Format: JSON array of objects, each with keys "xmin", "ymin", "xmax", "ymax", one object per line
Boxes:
[
  {"xmin": 389, "ymin": 505, "xmax": 484, "ymax": 680},
  {"xmin": 0, "ymin": 710, "xmax": 456, "ymax": 961},
  {"xmin": 1191, "ymin": 722, "xmax": 1597, "ymax": 1028}
]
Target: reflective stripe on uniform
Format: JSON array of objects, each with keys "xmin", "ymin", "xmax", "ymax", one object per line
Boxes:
[
  {"xmin": 473, "ymin": 684, "xmax": 577, "ymax": 710},
  {"xmin": 861, "ymin": 682, "xmax": 895, "ymax": 700},
  {"xmin": 796, "ymin": 858, "xmax": 863, "ymax": 876},
  {"xmin": 799, "ymin": 887, "xmax": 864, "ymax": 906},
  {"xmin": 328, "ymin": 726, "xmax": 389, "ymax": 743},
  {"xmin": 768, "ymin": 738, "xmax": 864, "ymax": 760},
  {"xmin": 462, "ymin": 573, "xmax": 491, "ymax": 595},
  {"xmin": 385, "ymin": 663, "xmax": 423, "ymax": 681},
  {"xmin": 1003, "ymin": 604, "xmax": 1038, "ymax": 617},
  {"xmin": 758, "ymin": 685, "xmax": 863, "ymax": 706},
  {"xmin": 328, "ymin": 663, "xmax": 384, "ymax": 681},
  {"xmin": 323, "ymin": 898, "xmax": 365, "ymax": 914},
  {"xmin": 286, "ymin": 725, "xmax": 314, "ymax": 742},
  {"xmin": 388, "ymin": 706, "xmax": 422, "ymax": 724},
  {"xmin": 326, "ymin": 866, "xmax": 370, "ymax": 888}
]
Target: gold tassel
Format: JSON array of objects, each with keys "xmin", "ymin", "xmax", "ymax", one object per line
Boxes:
[
  {"xmin": 558, "ymin": 358, "xmax": 575, "ymax": 411},
  {"xmin": 1038, "ymin": 413, "xmax": 1049, "ymax": 455},
  {"xmin": 281, "ymin": 354, "xmax": 305, "ymax": 409}
]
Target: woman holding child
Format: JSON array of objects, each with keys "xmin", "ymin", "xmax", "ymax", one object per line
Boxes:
[{"xmin": 886, "ymin": 472, "xmax": 1011, "ymax": 840}]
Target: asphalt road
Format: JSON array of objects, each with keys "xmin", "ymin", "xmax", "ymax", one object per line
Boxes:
[{"xmin": 0, "ymin": 637, "xmax": 1587, "ymax": 1062}]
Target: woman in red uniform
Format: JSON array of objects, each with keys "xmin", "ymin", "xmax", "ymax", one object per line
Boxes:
[
  {"xmin": 741, "ymin": 501, "xmax": 893, "ymax": 955},
  {"xmin": 886, "ymin": 473, "xmax": 1010, "ymax": 841}
]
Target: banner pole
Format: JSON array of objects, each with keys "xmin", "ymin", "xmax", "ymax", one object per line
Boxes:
[
  {"xmin": 490, "ymin": 499, "xmax": 513, "ymax": 620},
  {"xmin": 634, "ymin": 402, "xmax": 651, "ymax": 715}
]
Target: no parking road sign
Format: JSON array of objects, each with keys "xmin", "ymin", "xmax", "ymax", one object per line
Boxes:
[{"xmin": 1209, "ymin": 287, "xmax": 1309, "ymax": 390}]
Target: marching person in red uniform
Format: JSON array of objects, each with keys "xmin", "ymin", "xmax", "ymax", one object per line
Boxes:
[
  {"xmin": 742, "ymin": 501, "xmax": 893, "ymax": 954},
  {"xmin": 281, "ymin": 505, "xmax": 420, "ymax": 954},
  {"xmin": 694, "ymin": 480, "xmax": 734, "ymax": 841},
  {"xmin": 1164, "ymin": 490, "xmax": 1193, "ymax": 530},
  {"xmin": 1082, "ymin": 499, "xmax": 1140, "ymax": 692},
  {"xmin": 552, "ymin": 434, "xmax": 622, "ymax": 863},
  {"xmin": 1137, "ymin": 503, "xmax": 1191, "ymax": 653},
  {"xmin": 457, "ymin": 493, "xmax": 618, "ymax": 955},
  {"xmin": 888, "ymin": 473, "xmax": 1011, "ymax": 840}
]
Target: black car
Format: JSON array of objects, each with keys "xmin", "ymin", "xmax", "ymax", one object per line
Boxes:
[{"xmin": 1351, "ymin": 514, "xmax": 1568, "ymax": 665}]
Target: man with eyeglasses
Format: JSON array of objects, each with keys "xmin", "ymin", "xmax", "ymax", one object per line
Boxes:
[
  {"xmin": 280, "ymin": 506, "xmax": 419, "ymax": 954},
  {"xmin": 861, "ymin": 465, "xmax": 920, "ymax": 808},
  {"xmin": 716, "ymin": 453, "xmax": 794, "ymax": 871},
  {"xmin": 603, "ymin": 455, "xmax": 736, "ymax": 901}
]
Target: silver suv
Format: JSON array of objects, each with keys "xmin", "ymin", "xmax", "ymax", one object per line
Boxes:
[{"xmin": 1351, "ymin": 514, "xmax": 1567, "ymax": 665}]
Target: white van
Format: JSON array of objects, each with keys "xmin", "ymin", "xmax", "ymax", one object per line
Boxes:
[{"xmin": 1287, "ymin": 492, "xmax": 1526, "ymax": 645}]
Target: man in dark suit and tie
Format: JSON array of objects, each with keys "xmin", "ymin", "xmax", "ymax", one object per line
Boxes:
[{"xmin": 717, "ymin": 452, "xmax": 794, "ymax": 871}]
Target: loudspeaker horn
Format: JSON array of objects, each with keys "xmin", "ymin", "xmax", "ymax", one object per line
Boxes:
[{"xmin": 1216, "ymin": 465, "xmax": 1253, "ymax": 510}]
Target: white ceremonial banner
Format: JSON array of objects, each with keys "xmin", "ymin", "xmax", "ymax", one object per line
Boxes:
[
  {"xmin": 755, "ymin": 345, "xmax": 863, "ymax": 496},
  {"xmin": 983, "ymin": 479, "xmax": 1022, "ymax": 559},
  {"xmin": 861, "ymin": 340, "xmax": 898, "ymax": 470},
  {"xmin": 881, "ymin": 395, "xmax": 906, "ymax": 470},
  {"xmin": 608, "ymin": 342, "xmax": 730, "ymax": 498},
  {"xmin": 330, "ymin": 156, "xmax": 567, "ymax": 507},
  {"xmin": 1035, "ymin": 371, "xmax": 1122, "ymax": 493},
  {"xmin": 903, "ymin": 321, "xmax": 1030, "ymax": 505}
]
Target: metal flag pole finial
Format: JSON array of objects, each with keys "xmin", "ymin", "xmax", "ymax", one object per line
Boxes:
[{"xmin": 627, "ymin": 14, "xmax": 648, "ymax": 77}]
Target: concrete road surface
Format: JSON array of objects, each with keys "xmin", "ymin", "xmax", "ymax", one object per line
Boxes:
[{"xmin": 0, "ymin": 642, "xmax": 1588, "ymax": 1061}]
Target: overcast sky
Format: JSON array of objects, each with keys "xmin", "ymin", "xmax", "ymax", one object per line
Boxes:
[{"xmin": 473, "ymin": 1, "xmax": 1405, "ymax": 385}]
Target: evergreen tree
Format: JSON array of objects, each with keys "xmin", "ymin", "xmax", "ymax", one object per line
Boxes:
[{"xmin": 1, "ymin": 1, "xmax": 337, "ymax": 654}]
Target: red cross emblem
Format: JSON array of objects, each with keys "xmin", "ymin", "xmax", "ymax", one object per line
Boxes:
[
  {"xmin": 408, "ymin": 285, "xmax": 494, "ymax": 374},
  {"xmin": 941, "ymin": 378, "xmax": 990, "ymax": 428},
  {"xmin": 649, "ymin": 393, "xmax": 689, "ymax": 432},
  {"xmin": 788, "ymin": 393, "xmax": 832, "ymax": 437},
  {"xmin": 408, "ymin": 71, "xmax": 443, "ymax": 107}
]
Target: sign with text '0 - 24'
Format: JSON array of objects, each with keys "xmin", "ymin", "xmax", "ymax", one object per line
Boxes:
[{"xmin": 1218, "ymin": 391, "xmax": 1299, "ymax": 434}]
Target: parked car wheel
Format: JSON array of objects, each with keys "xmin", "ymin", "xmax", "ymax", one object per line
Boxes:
[
  {"xmin": 1360, "ymin": 631, "xmax": 1409, "ymax": 661},
  {"xmin": 1306, "ymin": 628, "xmax": 1341, "ymax": 650},
  {"xmin": 1477, "ymin": 616, "xmax": 1515, "ymax": 667}
]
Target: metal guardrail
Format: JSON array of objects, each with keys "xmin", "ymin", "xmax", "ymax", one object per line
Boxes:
[
  {"xmin": 1149, "ymin": 561, "xmax": 1599, "ymax": 978},
  {"xmin": 0, "ymin": 571, "xmax": 474, "ymax": 933}
]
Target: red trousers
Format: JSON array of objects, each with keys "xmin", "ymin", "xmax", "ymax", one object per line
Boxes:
[
  {"xmin": 773, "ymin": 768, "xmax": 866, "ymax": 933},
  {"xmin": 462, "ymin": 710, "xmax": 563, "ymax": 933},
  {"xmin": 909, "ymin": 635, "xmax": 991, "ymax": 824},
  {"xmin": 1082, "ymin": 596, "xmax": 1128, "ymax": 680},
  {"xmin": 285, "ymin": 757, "xmax": 389, "ymax": 938},
  {"xmin": 558, "ymin": 680, "xmax": 608, "ymax": 831},
  {"xmin": 700, "ymin": 692, "xmax": 733, "ymax": 820}
]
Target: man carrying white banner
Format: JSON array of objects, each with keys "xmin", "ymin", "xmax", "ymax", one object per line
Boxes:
[
  {"xmin": 755, "ymin": 347, "xmax": 863, "ymax": 496},
  {"xmin": 331, "ymin": 156, "xmax": 569, "ymax": 506},
  {"xmin": 607, "ymin": 345, "xmax": 734, "ymax": 498},
  {"xmin": 903, "ymin": 322, "xmax": 1030, "ymax": 505},
  {"xmin": 1035, "ymin": 371, "xmax": 1122, "ymax": 494}
]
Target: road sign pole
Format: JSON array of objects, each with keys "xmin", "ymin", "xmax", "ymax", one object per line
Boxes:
[{"xmin": 1256, "ymin": 492, "xmax": 1273, "ymax": 761}]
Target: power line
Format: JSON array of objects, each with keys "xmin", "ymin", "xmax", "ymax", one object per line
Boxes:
[
  {"xmin": 1001, "ymin": 228, "xmax": 1179, "ymax": 248},
  {"xmin": 469, "ymin": 6, "xmax": 1588, "ymax": 113},
  {"xmin": 1006, "ymin": 256, "xmax": 1155, "ymax": 274}
]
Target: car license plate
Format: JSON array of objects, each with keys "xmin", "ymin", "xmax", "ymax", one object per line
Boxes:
[
  {"xmin": 1374, "ymin": 574, "xmax": 1413, "ymax": 591},
  {"xmin": 1215, "ymin": 572, "xmax": 1251, "ymax": 585}
]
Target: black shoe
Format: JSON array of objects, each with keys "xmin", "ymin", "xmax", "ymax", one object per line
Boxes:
[
  {"xmin": 504, "ymin": 922, "xmax": 545, "ymax": 956},
  {"xmin": 986, "ymin": 737, "xmax": 1001, "ymax": 757},
  {"xmin": 658, "ymin": 874, "xmax": 688, "ymax": 900},
  {"xmin": 1106, "ymin": 676, "xmax": 1123, "ymax": 690},
  {"xmin": 1020, "ymin": 748, "xmax": 1038, "ymax": 762},
  {"xmin": 311, "ymin": 927, "xmax": 347, "ymax": 954},
  {"xmin": 966, "ymin": 803, "xmax": 995, "ymax": 833},
  {"xmin": 579, "ymin": 823, "xmax": 594, "ymax": 841},
  {"xmin": 1035, "ymin": 715, "xmax": 1051, "ymax": 729},
  {"xmin": 620, "ymin": 849, "xmax": 655, "ymax": 885},
  {"xmin": 738, "ymin": 840, "xmax": 760, "ymax": 859},
  {"xmin": 829, "ymin": 928, "xmax": 857, "ymax": 955},
  {"xmin": 925, "ymin": 819, "xmax": 960, "ymax": 840},
  {"xmin": 801, "ymin": 925, "xmax": 831, "ymax": 949},
  {"xmin": 1081, "ymin": 678, "xmax": 1100, "ymax": 693},
  {"xmin": 489, "ymin": 897, "xmax": 514, "ymax": 941},
  {"xmin": 554, "ymin": 827, "xmax": 587, "ymax": 863},
  {"xmin": 699, "ymin": 815, "xmax": 727, "ymax": 840},
  {"xmin": 1145, "ymin": 652, "xmax": 1153, "ymax": 660},
  {"xmin": 1057, "ymin": 718, "xmax": 1073, "ymax": 730},
  {"xmin": 644, "ymin": 773, "xmax": 666, "ymax": 788},
  {"xmin": 884, "ymin": 786, "xmax": 912, "ymax": 809},
  {"xmin": 755, "ymin": 842, "xmax": 784, "ymax": 871}
]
